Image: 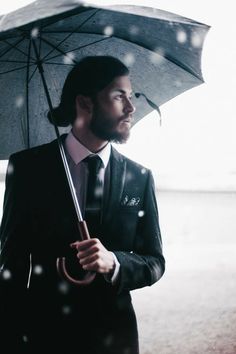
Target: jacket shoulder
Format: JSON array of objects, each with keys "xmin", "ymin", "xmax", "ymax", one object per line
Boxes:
[{"xmin": 9, "ymin": 139, "xmax": 58, "ymax": 163}]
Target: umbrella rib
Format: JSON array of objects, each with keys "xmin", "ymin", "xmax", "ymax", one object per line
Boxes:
[
  {"xmin": 25, "ymin": 38, "xmax": 32, "ymax": 148},
  {"xmin": 28, "ymin": 66, "xmax": 38, "ymax": 83},
  {"xmin": 0, "ymin": 64, "xmax": 35, "ymax": 75},
  {"xmin": 0, "ymin": 59, "xmax": 33, "ymax": 64},
  {"xmin": 41, "ymin": 9, "xmax": 100, "ymax": 62},
  {"xmin": 0, "ymin": 37, "xmax": 25, "ymax": 59},
  {"xmin": 39, "ymin": 36, "xmax": 77, "ymax": 64},
  {"xmin": 42, "ymin": 36, "xmax": 110, "ymax": 62},
  {"xmin": 40, "ymin": 30, "xmax": 202, "ymax": 80},
  {"xmin": 3, "ymin": 38, "xmax": 35, "ymax": 61}
]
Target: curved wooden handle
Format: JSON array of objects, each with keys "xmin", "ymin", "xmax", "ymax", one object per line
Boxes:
[
  {"xmin": 56, "ymin": 220, "xmax": 96, "ymax": 286},
  {"xmin": 56, "ymin": 257, "xmax": 96, "ymax": 286}
]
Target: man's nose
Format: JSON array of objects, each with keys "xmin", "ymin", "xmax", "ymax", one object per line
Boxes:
[{"xmin": 124, "ymin": 98, "xmax": 136, "ymax": 114}]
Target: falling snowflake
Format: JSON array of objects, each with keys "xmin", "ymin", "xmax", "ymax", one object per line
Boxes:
[
  {"xmin": 176, "ymin": 30, "xmax": 187, "ymax": 44},
  {"xmin": 129, "ymin": 25, "xmax": 139, "ymax": 35},
  {"xmin": 138, "ymin": 210, "xmax": 145, "ymax": 218},
  {"xmin": 191, "ymin": 33, "xmax": 202, "ymax": 48},
  {"xmin": 15, "ymin": 95, "xmax": 24, "ymax": 108},
  {"xmin": 62, "ymin": 305, "xmax": 71, "ymax": 315},
  {"xmin": 2, "ymin": 269, "xmax": 11, "ymax": 280},
  {"xmin": 141, "ymin": 168, "xmax": 147, "ymax": 175},
  {"xmin": 58, "ymin": 281, "xmax": 69, "ymax": 294},
  {"xmin": 31, "ymin": 27, "xmax": 39, "ymax": 38},
  {"xmin": 22, "ymin": 335, "xmax": 28, "ymax": 343},
  {"xmin": 123, "ymin": 53, "xmax": 135, "ymax": 66},
  {"xmin": 63, "ymin": 52, "xmax": 75, "ymax": 64},
  {"xmin": 103, "ymin": 26, "xmax": 114, "ymax": 36},
  {"xmin": 33, "ymin": 265, "xmax": 43, "ymax": 275},
  {"xmin": 150, "ymin": 48, "xmax": 165, "ymax": 65},
  {"xmin": 7, "ymin": 162, "xmax": 14, "ymax": 175}
]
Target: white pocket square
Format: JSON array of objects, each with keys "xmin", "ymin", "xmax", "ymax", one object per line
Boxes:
[{"xmin": 121, "ymin": 195, "xmax": 140, "ymax": 206}]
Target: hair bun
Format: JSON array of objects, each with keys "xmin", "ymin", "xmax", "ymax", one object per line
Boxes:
[{"xmin": 47, "ymin": 105, "xmax": 71, "ymax": 127}]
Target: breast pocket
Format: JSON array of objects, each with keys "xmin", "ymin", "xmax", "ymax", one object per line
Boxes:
[{"xmin": 111, "ymin": 206, "xmax": 140, "ymax": 249}]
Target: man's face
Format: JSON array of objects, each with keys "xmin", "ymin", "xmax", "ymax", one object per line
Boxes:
[{"xmin": 90, "ymin": 75, "xmax": 135, "ymax": 143}]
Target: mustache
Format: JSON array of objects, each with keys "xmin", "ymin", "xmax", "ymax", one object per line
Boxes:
[{"xmin": 119, "ymin": 114, "xmax": 133, "ymax": 123}]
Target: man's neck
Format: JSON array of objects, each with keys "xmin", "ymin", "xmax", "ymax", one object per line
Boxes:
[{"xmin": 71, "ymin": 128, "xmax": 108, "ymax": 153}]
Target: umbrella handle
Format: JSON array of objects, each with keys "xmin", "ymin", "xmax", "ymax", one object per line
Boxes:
[{"xmin": 56, "ymin": 221, "xmax": 96, "ymax": 286}]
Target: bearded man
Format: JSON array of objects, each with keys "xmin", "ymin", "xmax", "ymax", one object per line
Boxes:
[{"xmin": 0, "ymin": 56, "xmax": 165, "ymax": 354}]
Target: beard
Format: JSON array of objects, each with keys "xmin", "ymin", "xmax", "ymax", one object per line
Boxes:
[{"xmin": 90, "ymin": 103, "xmax": 131, "ymax": 144}]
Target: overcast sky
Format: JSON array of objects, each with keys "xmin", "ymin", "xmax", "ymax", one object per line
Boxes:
[{"xmin": 0, "ymin": 0, "xmax": 235, "ymax": 191}]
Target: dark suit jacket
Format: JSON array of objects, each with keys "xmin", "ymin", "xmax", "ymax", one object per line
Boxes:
[{"xmin": 0, "ymin": 137, "xmax": 165, "ymax": 354}]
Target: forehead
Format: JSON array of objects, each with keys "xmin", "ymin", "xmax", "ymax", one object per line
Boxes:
[{"xmin": 100, "ymin": 75, "xmax": 133, "ymax": 95}]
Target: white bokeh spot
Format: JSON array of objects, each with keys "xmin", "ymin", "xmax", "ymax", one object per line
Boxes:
[
  {"xmin": 177, "ymin": 30, "xmax": 187, "ymax": 44},
  {"xmin": 63, "ymin": 52, "xmax": 75, "ymax": 64},
  {"xmin": 129, "ymin": 25, "xmax": 139, "ymax": 35},
  {"xmin": 2, "ymin": 269, "xmax": 11, "ymax": 280},
  {"xmin": 62, "ymin": 305, "xmax": 71, "ymax": 315},
  {"xmin": 138, "ymin": 210, "xmax": 145, "ymax": 218},
  {"xmin": 141, "ymin": 168, "xmax": 147, "ymax": 175},
  {"xmin": 150, "ymin": 48, "xmax": 165, "ymax": 64},
  {"xmin": 33, "ymin": 264, "xmax": 43, "ymax": 275},
  {"xmin": 31, "ymin": 27, "xmax": 39, "ymax": 38},
  {"xmin": 15, "ymin": 95, "xmax": 24, "ymax": 108},
  {"xmin": 103, "ymin": 26, "xmax": 114, "ymax": 36},
  {"xmin": 123, "ymin": 53, "xmax": 135, "ymax": 66},
  {"xmin": 58, "ymin": 281, "xmax": 69, "ymax": 294},
  {"xmin": 191, "ymin": 33, "xmax": 202, "ymax": 48}
]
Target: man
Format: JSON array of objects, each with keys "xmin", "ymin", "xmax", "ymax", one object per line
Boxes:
[{"xmin": 0, "ymin": 56, "xmax": 165, "ymax": 354}]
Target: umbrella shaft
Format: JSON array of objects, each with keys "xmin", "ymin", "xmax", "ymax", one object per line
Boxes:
[{"xmin": 32, "ymin": 39, "xmax": 83, "ymax": 222}]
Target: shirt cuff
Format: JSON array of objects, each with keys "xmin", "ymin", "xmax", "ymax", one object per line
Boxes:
[{"xmin": 104, "ymin": 252, "xmax": 120, "ymax": 285}]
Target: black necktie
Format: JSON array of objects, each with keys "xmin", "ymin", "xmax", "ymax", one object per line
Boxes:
[{"xmin": 84, "ymin": 155, "xmax": 103, "ymax": 235}]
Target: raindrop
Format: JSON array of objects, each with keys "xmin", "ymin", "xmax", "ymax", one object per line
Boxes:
[
  {"xmin": 176, "ymin": 30, "xmax": 187, "ymax": 44},
  {"xmin": 33, "ymin": 265, "xmax": 43, "ymax": 275},
  {"xmin": 123, "ymin": 53, "xmax": 135, "ymax": 66},
  {"xmin": 31, "ymin": 28, "xmax": 39, "ymax": 38},
  {"xmin": 191, "ymin": 33, "xmax": 202, "ymax": 48},
  {"xmin": 62, "ymin": 305, "xmax": 71, "ymax": 315},
  {"xmin": 2, "ymin": 269, "xmax": 11, "ymax": 280},
  {"xmin": 103, "ymin": 26, "xmax": 114, "ymax": 36},
  {"xmin": 15, "ymin": 95, "xmax": 24, "ymax": 108},
  {"xmin": 141, "ymin": 168, "xmax": 147, "ymax": 175},
  {"xmin": 63, "ymin": 52, "xmax": 75, "ymax": 64},
  {"xmin": 138, "ymin": 210, "xmax": 145, "ymax": 218}
]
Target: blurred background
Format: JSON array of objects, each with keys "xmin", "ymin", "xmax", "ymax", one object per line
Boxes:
[{"xmin": 0, "ymin": 1, "xmax": 236, "ymax": 353}]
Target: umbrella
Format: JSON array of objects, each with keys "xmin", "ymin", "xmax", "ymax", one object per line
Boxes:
[
  {"xmin": 0, "ymin": 0, "xmax": 210, "ymax": 284},
  {"xmin": 0, "ymin": 0, "xmax": 210, "ymax": 159}
]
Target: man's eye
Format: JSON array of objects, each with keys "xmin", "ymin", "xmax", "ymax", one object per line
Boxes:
[{"xmin": 115, "ymin": 95, "xmax": 123, "ymax": 100}]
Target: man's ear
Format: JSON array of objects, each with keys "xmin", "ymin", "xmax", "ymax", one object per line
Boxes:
[{"xmin": 75, "ymin": 95, "xmax": 93, "ymax": 114}]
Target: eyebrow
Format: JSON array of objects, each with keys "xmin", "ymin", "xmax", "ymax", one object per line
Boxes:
[{"xmin": 113, "ymin": 89, "xmax": 133, "ymax": 95}]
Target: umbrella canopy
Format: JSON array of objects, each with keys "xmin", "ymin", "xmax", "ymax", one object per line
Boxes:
[{"xmin": 0, "ymin": 0, "xmax": 210, "ymax": 159}]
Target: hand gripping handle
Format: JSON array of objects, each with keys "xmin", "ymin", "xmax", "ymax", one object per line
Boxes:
[{"xmin": 56, "ymin": 221, "xmax": 96, "ymax": 286}]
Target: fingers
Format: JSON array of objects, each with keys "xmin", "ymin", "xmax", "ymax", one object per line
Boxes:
[{"xmin": 70, "ymin": 239, "xmax": 115, "ymax": 274}]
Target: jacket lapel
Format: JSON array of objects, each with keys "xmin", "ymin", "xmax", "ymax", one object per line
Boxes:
[{"xmin": 102, "ymin": 147, "xmax": 126, "ymax": 227}]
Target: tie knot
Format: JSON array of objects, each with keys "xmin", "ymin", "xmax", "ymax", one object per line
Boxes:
[{"xmin": 84, "ymin": 155, "xmax": 103, "ymax": 174}]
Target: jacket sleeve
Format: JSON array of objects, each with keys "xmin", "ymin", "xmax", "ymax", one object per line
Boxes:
[
  {"xmin": 114, "ymin": 170, "xmax": 165, "ymax": 293},
  {"xmin": 0, "ymin": 155, "xmax": 31, "ymax": 349}
]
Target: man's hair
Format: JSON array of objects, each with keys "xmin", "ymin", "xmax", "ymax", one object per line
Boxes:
[{"xmin": 48, "ymin": 56, "xmax": 129, "ymax": 126}]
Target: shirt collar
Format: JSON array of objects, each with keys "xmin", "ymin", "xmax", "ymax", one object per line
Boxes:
[{"xmin": 65, "ymin": 130, "xmax": 111, "ymax": 168}]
